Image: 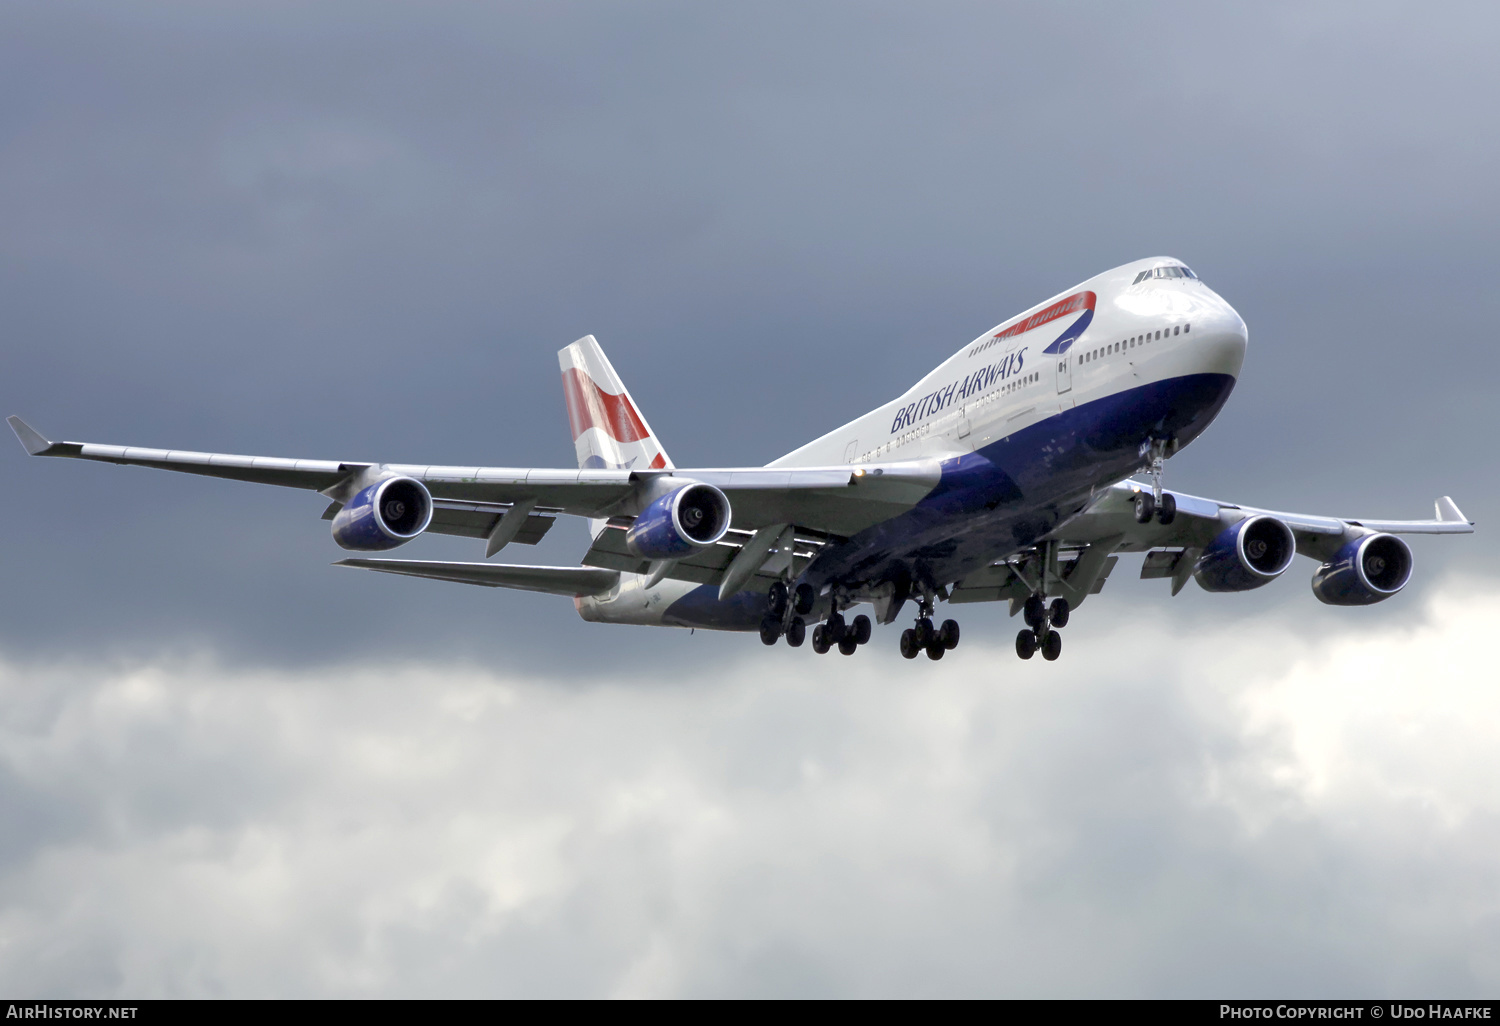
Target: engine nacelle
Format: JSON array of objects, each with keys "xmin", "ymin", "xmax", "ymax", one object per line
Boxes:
[
  {"xmin": 625, "ymin": 482, "xmax": 732, "ymax": 559},
  {"xmin": 1311, "ymin": 533, "xmax": 1413, "ymax": 606},
  {"xmin": 1193, "ymin": 514, "xmax": 1297, "ymax": 592},
  {"xmin": 331, "ymin": 476, "xmax": 433, "ymax": 551}
]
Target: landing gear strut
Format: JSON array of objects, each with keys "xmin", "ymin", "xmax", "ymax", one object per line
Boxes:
[{"xmin": 1136, "ymin": 437, "xmax": 1177, "ymax": 525}]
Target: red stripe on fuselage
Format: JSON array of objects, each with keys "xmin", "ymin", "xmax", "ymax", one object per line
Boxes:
[
  {"xmin": 992, "ymin": 290, "xmax": 1096, "ymax": 343},
  {"xmin": 562, "ymin": 367, "xmax": 652, "ymax": 443}
]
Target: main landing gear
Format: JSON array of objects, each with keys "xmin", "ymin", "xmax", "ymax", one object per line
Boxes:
[
  {"xmin": 811, "ymin": 611, "xmax": 872, "ymax": 656},
  {"xmin": 760, "ymin": 580, "xmax": 872, "ymax": 655},
  {"xmin": 1016, "ymin": 593, "xmax": 1069, "ymax": 662},
  {"xmin": 899, "ymin": 598, "xmax": 960, "ymax": 661}
]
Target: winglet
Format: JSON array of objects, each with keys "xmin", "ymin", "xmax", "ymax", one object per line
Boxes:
[
  {"xmin": 1436, "ymin": 496, "xmax": 1471, "ymax": 524},
  {"xmin": 8, "ymin": 416, "xmax": 58, "ymax": 456}
]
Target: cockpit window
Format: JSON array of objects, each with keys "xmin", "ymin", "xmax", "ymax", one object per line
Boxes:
[{"xmin": 1134, "ymin": 265, "xmax": 1199, "ymax": 283}]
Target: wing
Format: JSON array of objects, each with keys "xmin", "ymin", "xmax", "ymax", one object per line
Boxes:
[
  {"xmin": 8, "ymin": 416, "xmax": 939, "ymax": 536},
  {"xmin": 949, "ymin": 480, "xmax": 1475, "ymax": 606}
]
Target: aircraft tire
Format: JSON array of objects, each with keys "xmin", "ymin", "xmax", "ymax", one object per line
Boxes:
[
  {"xmin": 1157, "ymin": 492, "xmax": 1177, "ymax": 525},
  {"xmin": 938, "ymin": 619, "xmax": 960, "ymax": 650},
  {"xmin": 793, "ymin": 582, "xmax": 816, "ymax": 615},
  {"xmin": 839, "ymin": 635, "xmax": 859, "ymax": 656},
  {"xmin": 1042, "ymin": 629, "xmax": 1062, "ymax": 661},
  {"xmin": 925, "ymin": 641, "xmax": 945, "ymax": 661},
  {"xmin": 786, "ymin": 617, "xmax": 806, "ymax": 647},
  {"xmin": 1015, "ymin": 629, "xmax": 1037, "ymax": 660},
  {"xmin": 1049, "ymin": 599, "xmax": 1070, "ymax": 629},
  {"xmin": 767, "ymin": 582, "xmax": 789, "ymax": 619},
  {"xmin": 914, "ymin": 617, "xmax": 934, "ymax": 648},
  {"xmin": 1023, "ymin": 594, "xmax": 1046, "ymax": 629},
  {"xmin": 852, "ymin": 614, "xmax": 872, "ymax": 645},
  {"xmin": 900, "ymin": 629, "xmax": 920, "ymax": 659},
  {"xmin": 759, "ymin": 617, "xmax": 781, "ymax": 646},
  {"xmin": 811, "ymin": 625, "xmax": 831, "ymax": 654},
  {"xmin": 1135, "ymin": 492, "xmax": 1156, "ymax": 524}
]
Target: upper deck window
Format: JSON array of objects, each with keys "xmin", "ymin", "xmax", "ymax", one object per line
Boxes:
[{"xmin": 1133, "ymin": 265, "xmax": 1199, "ymax": 284}]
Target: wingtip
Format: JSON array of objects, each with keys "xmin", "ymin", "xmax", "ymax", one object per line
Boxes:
[
  {"xmin": 1436, "ymin": 496, "xmax": 1472, "ymax": 525},
  {"xmin": 8, "ymin": 415, "xmax": 53, "ymax": 456}
]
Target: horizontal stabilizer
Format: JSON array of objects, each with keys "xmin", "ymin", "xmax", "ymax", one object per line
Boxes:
[{"xmin": 335, "ymin": 559, "xmax": 618, "ymax": 596}]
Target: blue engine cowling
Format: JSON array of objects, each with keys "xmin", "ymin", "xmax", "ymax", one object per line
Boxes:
[
  {"xmin": 1311, "ymin": 533, "xmax": 1412, "ymax": 606},
  {"xmin": 625, "ymin": 483, "xmax": 732, "ymax": 559},
  {"xmin": 1193, "ymin": 514, "xmax": 1297, "ymax": 592},
  {"xmin": 331, "ymin": 476, "xmax": 434, "ymax": 551}
]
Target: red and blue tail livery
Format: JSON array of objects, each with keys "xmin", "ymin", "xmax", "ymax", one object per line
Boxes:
[{"xmin": 559, "ymin": 335, "xmax": 672, "ymax": 472}]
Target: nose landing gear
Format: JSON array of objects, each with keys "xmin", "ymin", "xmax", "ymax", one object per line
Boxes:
[{"xmin": 1135, "ymin": 437, "xmax": 1178, "ymax": 525}]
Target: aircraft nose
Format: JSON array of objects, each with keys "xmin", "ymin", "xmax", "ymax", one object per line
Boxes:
[{"xmin": 1194, "ymin": 302, "xmax": 1248, "ymax": 379}]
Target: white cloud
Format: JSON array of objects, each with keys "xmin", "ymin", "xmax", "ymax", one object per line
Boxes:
[{"xmin": 1, "ymin": 579, "xmax": 1498, "ymax": 997}]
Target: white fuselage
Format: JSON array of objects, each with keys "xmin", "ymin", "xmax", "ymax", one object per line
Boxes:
[{"xmin": 579, "ymin": 257, "xmax": 1248, "ymax": 628}]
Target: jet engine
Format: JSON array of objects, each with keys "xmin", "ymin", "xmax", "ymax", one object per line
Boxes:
[
  {"xmin": 1193, "ymin": 514, "xmax": 1297, "ymax": 592},
  {"xmin": 625, "ymin": 482, "xmax": 732, "ymax": 559},
  {"xmin": 331, "ymin": 476, "xmax": 434, "ymax": 551},
  {"xmin": 1311, "ymin": 533, "xmax": 1413, "ymax": 606}
]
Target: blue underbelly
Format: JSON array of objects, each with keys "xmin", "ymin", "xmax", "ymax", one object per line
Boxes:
[{"xmin": 665, "ymin": 371, "xmax": 1235, "ymax": 631}]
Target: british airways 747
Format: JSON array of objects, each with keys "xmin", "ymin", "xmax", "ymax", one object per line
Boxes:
[{"xmin": 9, "ymin": 258, "xmax": 1474, "ymax": 661}]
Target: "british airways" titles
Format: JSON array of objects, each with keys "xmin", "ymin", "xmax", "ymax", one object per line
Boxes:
[{"xmin": 889, "ymin": 347, "xmax": 1028, "ymax": 434}]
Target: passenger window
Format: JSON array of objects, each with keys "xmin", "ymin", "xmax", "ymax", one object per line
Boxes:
[
  {"xmin": 1173, "ymin": 325, "xmax": 1179, "ymax": 335},
  {"xmin": 1185, "ymin": 323, "xmax": 1191, "ymax": 332}
]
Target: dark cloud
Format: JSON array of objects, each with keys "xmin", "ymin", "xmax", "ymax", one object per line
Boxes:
[{"xmin": 1, "ymin": 2, "xmax": 1494, "ymax": 667}]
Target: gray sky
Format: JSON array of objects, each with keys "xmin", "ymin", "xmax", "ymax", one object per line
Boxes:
[{"xmin": 1, "ymin": 0, "xmax": 1497, "ymax": 997}]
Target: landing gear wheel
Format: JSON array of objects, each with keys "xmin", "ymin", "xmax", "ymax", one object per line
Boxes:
[
  {"xmin": 839, "ymin": 635, "xmax": 859, "ymax": 656},
  {"xmin": 826, "ymin": 612, "xmax": 847, "ymax": 643},
  {"xmin": 1048, "ymin": 599, "xmax": 1070, "ymax": 629},
  {"xmin": 926, "ymin": 641, "xmax": 945, "ymax": 661},
  {"xmin": 1134, "ymin": 492, "xmax": 1156, "ymax": 524},
  {"xmin": 785, "ymin": 617, "xmax": 806, "ymax": 647},
  {"xmin": 852, "ymin": 614, "xmax": 872, "ymax": 646},
  {"xmin": 811, "ymin": 624, "xmax": 831, "ymax": 654},
  {"xmin": 1042, "ymin": 629, "xmax": 1062, "ymax": 661},
  {"xmin": 938, "ymin": 619, "xmax": 960, "ymax": 650},
  {"xmin": 1015, "ymin": 629, "xmax": 1037, "ymax": 660},
  {"xmin": 793, "ymin": 582, "xmax": 816, "ymax": 615},
  {"xmin": 900, "ymin": 629, "xmax": 920, "ymax": 659},
  {"xmin": 913, "ymin": 617, "xmax": 934, "ymax": 648},
  {"xmin": 1156, "ymin": 492, "xmax": 1177, "ymax": 525},
  {"xmin": 767, "ymin": 581, "xmax": 789, "ymax": 619},
  {"xmin": 759, "ymin": 617, "xmax": 781, "ymax": 646},
  {"xmin": 1023, "ymin": 594, "xmax": 1046, "ymax": 630}
]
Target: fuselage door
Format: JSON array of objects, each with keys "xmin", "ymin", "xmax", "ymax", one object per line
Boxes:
[{"xmin": 1056, "ymin": 353, "xmax": 1073, "ymax": 394}]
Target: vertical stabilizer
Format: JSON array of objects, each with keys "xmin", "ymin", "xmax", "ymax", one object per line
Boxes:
[{"xmin": 558, "ymin": 335, "xmax": 674, "ymax": 472}]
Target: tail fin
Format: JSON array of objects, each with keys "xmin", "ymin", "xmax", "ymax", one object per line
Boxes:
[{"xmin": 558, "ymin": 335, "xmax": 674, "ymax": 472}]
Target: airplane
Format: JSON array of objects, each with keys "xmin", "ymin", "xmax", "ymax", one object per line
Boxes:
[{"xmin": 8, "ymin": 257, "xmax": 1475, "ymax": 662}]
